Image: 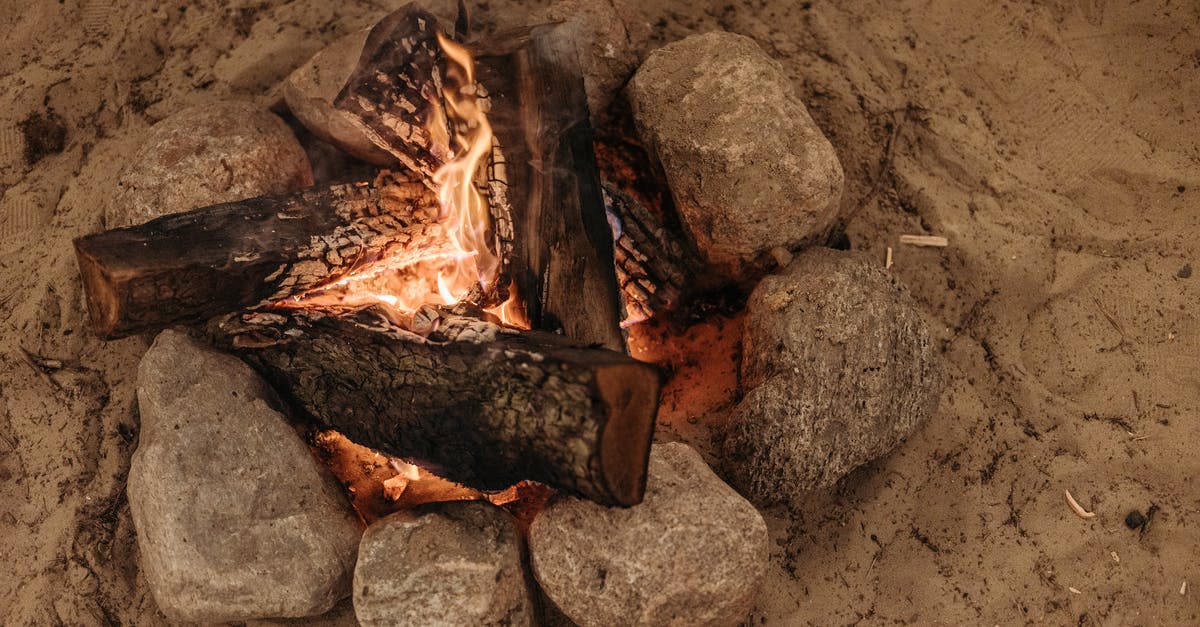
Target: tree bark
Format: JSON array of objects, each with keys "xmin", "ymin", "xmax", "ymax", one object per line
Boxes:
[
  {"xmin": 216, "ymin": 306, "xmax": 660, "ymax": 506},
  {"xmin": 74, "ymin": 172, "xmax": 444, "ymax": 339},
  {"xmin": 327, "ymin": 9, "xmax": 626, "ymax": 350},
  {"xmin": 603, "ymin": 181, "xmax": 698, "ymax": 325},
  {"xmin": 475, "ymin": 28, "xmax": 626, "ymax": 350}
]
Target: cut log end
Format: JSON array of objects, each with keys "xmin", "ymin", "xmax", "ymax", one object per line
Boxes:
[
  {"xmin": 74, "ymin": 246, "xmax": 122, "ymax": 339},
  {"xmin": 595, "ymin": 362, "xmax": 659, "ymax": 505}
]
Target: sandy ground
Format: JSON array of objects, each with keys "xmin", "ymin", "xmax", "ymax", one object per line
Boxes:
[{"xmin": 1, "ymin": 0, "xmax": 1198, "ymax": 625}]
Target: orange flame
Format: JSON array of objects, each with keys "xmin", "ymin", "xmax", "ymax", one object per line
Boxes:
[
  {"xmin": 429, "ymin": 32, "xmax": 501, "ymax": 309},
  {"xmin": 285, "ymin": 30, "xmax": 527, "ymax": 330}
]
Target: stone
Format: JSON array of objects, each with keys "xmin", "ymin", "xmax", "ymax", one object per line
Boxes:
[
  {"xmin": 721, "ymin": 248, "xmax": 943, "ymax": 506},
  {"xmin": 529, "ymin": 442, "xmax": 767, "ymax": 627},
  {"xmin": 353, "ymin": 501, "xmax": 534, "ymax": 627},
  {"xmin": 247, "ymin": 598, "xmax": 359, "ymax": 627},
  {"xmin": 532, "ymin": 0, "xmax": 648, "ymax": 119},
  {"xmin": 108, "ymin": 101, "xmax": 313, "ymax": 227},
  {"xmin": 128, "ymin": 329, "xmax": 361, "ymax": 623},
  {"xmin": 626, "ymin": 32, "xmax": 844, "ymax": 280},
  {"xmin": 283, "ymin": 29, "xmax": 401, "ymax": 167}
]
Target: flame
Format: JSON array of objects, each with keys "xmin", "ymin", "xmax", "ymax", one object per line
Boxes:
[
  {"xmin": 428, "ymin": 32, "xmax": 500, "ymax": 308},
  {"xmin": 432, "ymin": 32, "xmax": 526, "ymax": 329},
  {"xmin": 284, "ymin": 30, "xmax": 527, "ymax": 331}
]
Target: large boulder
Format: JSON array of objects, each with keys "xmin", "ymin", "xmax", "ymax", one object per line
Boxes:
[
  {"xmin": 353, "ymin": 502, "xmax": 534, "ymax": 627},
  {"xmin": 128, "ymin": 330, "xmax": 361, "ymax": 623},
  {"xmin": 108, "ymin": 101, "xmax": 312, "ymax": 227},
  {"xmin": 722, "ymin": 248, "xmax": 943, "ymax": 506},
  {"xmin": 627, "ymin": 32, "xmax": 843, "ymax": 280},
  {"xmin": 530, "ymin": 442, "xmax": 767, "ymax": 627}
]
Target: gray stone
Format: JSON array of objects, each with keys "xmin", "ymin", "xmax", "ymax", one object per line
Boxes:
[
  {"xmin": 532, "ymin": 0, "xmax": 649, "ymax": 119},
  {"xmin": 627, "ymin": 32, "xmax": 844, "ymax": 280},
  {"xmin": 530, "ymin": 443, "xmax": 767, "ymax": 627},
  {"xmin": 283, "ymin": 29, "xmax": 401, "ymax": 167},
  {"xmin": 247, "ymin": 598, "xmax": 359, "ymax": 627},
  {"xmin": 108, "ymin": 101, "xmax": 313, "ymax": 227},
  {"xmin": 722, "ymin": 248, "xmax": 943, "ymax": 506},
  {"xmin": 128, "ymin": 330, "xmax": 361, "ymax": 623},
  {"xmin": 353, "ymin": 502, "xmax": 534, "ymax": 627}
]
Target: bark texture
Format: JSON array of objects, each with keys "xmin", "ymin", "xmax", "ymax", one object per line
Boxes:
[
  {"xmin": 333, "ymin": 6, "xmax": 451, "ymax": 179},
  {"xmin": 603, "ymin": 181, "xmax": 697, "ymax": 325},
  {"xmin": 217, "ymin": 306, "xmax": 659, "ymax": 506},
  {"xmin": 75, "ymin": 172, "xmax": 444, "ymax": 339}
]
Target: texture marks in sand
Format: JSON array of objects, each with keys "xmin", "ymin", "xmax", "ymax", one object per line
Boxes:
[{"xmin": 1, "ymin": 0, "xmax": 1199, "ymax": 626}]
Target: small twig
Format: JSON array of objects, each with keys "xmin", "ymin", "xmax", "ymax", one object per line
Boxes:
[
  {"xmin": 19, "ymin": 346, "xmax": 61, "ymax": 391},
  {"xmin": 1063, "ymin": 489, "xmax": 1096, "ymax": 519},
  {"xmin": 899, "ymin": 234, "xmax": 949, "ymax": 247}
]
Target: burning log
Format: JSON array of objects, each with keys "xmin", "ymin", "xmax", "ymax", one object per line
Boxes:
[
  {"xmin": 329, "ymin": 5, "xmax": 625, "ymax": 350},
  {"xmin": 216, "ymin": 306, "xmax": 659, "ymax": 506},
  {"xmin": 74, "ymin": 172, "xmax": 445, "ymax": 339},
  {"xmin": 333, "ymin": 6, "xmax": 451, "ymax": 179}
]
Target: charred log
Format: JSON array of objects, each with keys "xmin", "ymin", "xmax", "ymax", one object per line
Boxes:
[
  {"xmin": 603, "ymin": 181, "xmax": 698, "ymax": 325},
  {"xmin": 476, "ymin": 27, "xmax": 626, "ymax": 350},
  {"xmin": 333, "ymin": 5, "xmax": 451, "ymax": 179},
  {"xmin": 74, "ymin": 172, "xmax": 445, "ymax": 339},
  {"xmin": 216, "ymin": 306, "xmax": 659, "ymax": 506},
  {"xmin": 331, "ymin": 9, "xmax": 625, "ymax": 350}
]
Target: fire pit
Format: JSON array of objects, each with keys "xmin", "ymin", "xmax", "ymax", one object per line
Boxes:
[
  {"xmin": 71, "ymin": 3, "xmax": 940, "ymax": 625},
  {"xmin": 77, "ymin": 6, "xmax": 661, "ymax": 508}
]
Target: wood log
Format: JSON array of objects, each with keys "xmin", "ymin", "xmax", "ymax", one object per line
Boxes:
[
  {"xmin": 215, "ymin": 306, "xmax": 660, "ymax": 506},
  {"xmin": 603, "ymin": 181, "xmax": 698, "ymax": 325},
  {"xmin": 333, "ymin": 5, "xmax": 450, "ymax": 179},
  {"xmin": 328, "ymin": 8, "xmax": 625, "ymax": 350},
  {"xmin": 74, "ymin": 172, "xmax": 445, "ymax": 339},
  {"xmin": 477, "ymin": 27, "xmax": 626, "ymax": 351}
]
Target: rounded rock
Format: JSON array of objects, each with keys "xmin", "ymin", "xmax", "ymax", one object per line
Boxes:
[
  {"xmin": 530, "ymin": 442, "xmax": 768, "ymax": 627},
  {"xmin": 108, "ymin": 101, "xmax": 313, "ymax": 227},
  {"xmin": 627, "ymin": 32, "xmax": 844, "ymax": 280},
  {"xmin": 353, "ymin": 501, "xmax": 534, "ymax": 627},
  {"xmin": 722, "ymin": 248, "xmax": 943, "ymax": 506},
  {"xmin": 129, "ymin": 330, "xmax": 362, "ymax": 623}
]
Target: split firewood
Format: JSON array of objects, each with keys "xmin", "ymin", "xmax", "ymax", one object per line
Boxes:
[
  {"xmin": 332, "ymin": 6, "xmax": 452, "ymax": 179},
  {"xmin": 324, "ymin": 5, "xmax": 625, "ymax": 350},
  {"xmin": 214, "ymin": 305, "xmax": 660, "ymax": 506},
  {"xmin": 74, "ymin": 171, "xmax": 446, "ymax": 339},
  {"xmin": 603, "ymin": 181, "xmax": 698, "ymax": 325},
  {"xmin": 474, "ymin": 28, "xmax": 626, "ymax": 349}
]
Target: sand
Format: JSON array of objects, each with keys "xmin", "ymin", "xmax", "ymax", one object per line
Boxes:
[{"xmin": 1, "ymin": 0, "xmax": 1198, "ymax": 624}]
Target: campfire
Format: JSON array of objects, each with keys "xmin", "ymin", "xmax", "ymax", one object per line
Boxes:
[
  {"xmin": 76, "ymin": 6, "xmax": 660, "ymax": 510},
  {"xmin": 70, "ymin": 3, "xmax": 939, "ymax": 625}
]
